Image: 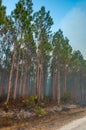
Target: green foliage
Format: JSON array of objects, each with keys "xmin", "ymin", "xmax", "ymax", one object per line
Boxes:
[
  {"xmin": 34, "ymin": 106, "xmax": 46, "ymax": 116},
  {"xmin": 33, "ymin": 6, "xmax": 53, "ymax": 60},
  {"xmin": 22, "ymin": 95, "xmax": 38, "ymax": 106},
  {"xmin": 29, "ymin": 95, "xmax": 35, "ymax": 102},
  {"xmin": 22, "ymin": 99, "xmax": 29, "ymax": 106},
  {"xmin": 0, "ymin": 0, "xmax": 6, "ymax": 25},
  {"xmin": 69, "ymin": 50, "xmax": 84, "ymax": 72},
  {"xmin": 33, "ymin": 6, "xmax": 53, "ymax": 36},
  {"xmin": 2, "ymin": 103, "xmax": 9, "ymax": 112},
  {"xmin": 28, "ymin": 95, "xmax": 38, "ymax": 104},
  {"xmin": 1, "ymin": 0, "xmax": 86, "ymax": 104}
]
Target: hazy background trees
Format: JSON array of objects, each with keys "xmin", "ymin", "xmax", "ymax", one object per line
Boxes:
[{"xmin": 0, "ymin": 0, "xmax": 86, "ymax": 105}]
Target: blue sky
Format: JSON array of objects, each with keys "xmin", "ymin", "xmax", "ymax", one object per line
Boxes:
[{"xmin": 2, "ymin": 0, "xmax": 86, "ymax": 58}]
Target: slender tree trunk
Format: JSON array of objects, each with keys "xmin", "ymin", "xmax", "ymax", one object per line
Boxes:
[
  {"xmin": 22, "ymin": 57, "xmax": 28, "ymax": 98},
  {"xmin": 79, "ymin": 71, "xmax": 82, "ymax": 103},
  {"xmin": 13, "ymin": 53, "xmax": 20, "ymax": 100},
  {"xmin": 35, "ymin": 65, "xmax": 38, "ymax": 95},
  {"xmin": 52, "ymin": 68, "xmax": 56, "ymax": 100},
  {"xmin": 0, "ymin": 61, "xmax": 2, "ymax": 96},
  {"xmin": 6, "ymin": 44, "xmax": 16, "ymax": 104},
  {"xmin": 0, "ymin": 83, "xmax": 2, "ymax": 97},
  {"xmin": 36, "ymin": 50, "xmax": 44, "ymax": 100},
  {"xmin": 19, "ymin": 58, "xmax": 24, "ymax": 97},
  {"xmin": 64, "ymin": 65, "xmax": 67, "ymax": 93},
  {"xmin": 34, "ymin": 69, "xmax": 37, "ymax": 95},
  {"xmin": 0, "ymin": 70, "xmax": 2, "ymax": 97},
  {"xmin": 41, "ymin": 65, "xmax": 44, "ymax": 100},
  {"xmin": 22, "ymin": 72, "xmax": 27, "ymax": 98},
  {"xmin": 36, "ymin": 64, "xmax": 41, "ymax": 100},
  {"xmin": 38, "ymin": 66, "xmax": 41, "ymax": 100},
  {"xmin": 26, "ymin": 74, "xmax": 29, "ymax": 97},
  {"xmin": 0, "ymin": 67, "xmax": 7, "ymax": 96},
  {"xmin": 0, "ymin": 70, "xmax": 4, "ymax": 97},
  {"xmin": 36, "ymin": 64, "xmax": 38, "ymax": 96},
  {"xmin": 57, "ymin": 64, "xmax": 61, "ymax": 105},
  {"xmin": 36, "ymin": 56, "xmax": 41, "ymax": 99}
]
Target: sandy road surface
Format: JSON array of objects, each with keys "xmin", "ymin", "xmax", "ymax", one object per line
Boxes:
[{"xmin": 57, "ymin": 116, "xmax": 86, "ymax": 130}]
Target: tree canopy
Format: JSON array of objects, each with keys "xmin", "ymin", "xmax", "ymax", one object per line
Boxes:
[{"xmin": 0, "ymin": 0, "xmax": 86, "ymax": 105}]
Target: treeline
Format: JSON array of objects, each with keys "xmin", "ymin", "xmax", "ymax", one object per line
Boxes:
[{"xmin": 0, "ymin": 0, "xmax": 86, "ymax": 105}]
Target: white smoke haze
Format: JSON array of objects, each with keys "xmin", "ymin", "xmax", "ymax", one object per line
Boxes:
[{"xmin": 60, "ymin": 0, "xmax": 86, "ymax": 58}]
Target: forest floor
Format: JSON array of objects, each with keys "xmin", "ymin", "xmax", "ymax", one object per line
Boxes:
[{"xmin": 0, "ymin": 98, "xmax": 86, "ymax": 130}]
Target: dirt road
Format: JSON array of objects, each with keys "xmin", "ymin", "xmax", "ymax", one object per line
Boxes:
[{"xmin": 57, "ymin": 116, "xmax": 86, "ymax": 130}]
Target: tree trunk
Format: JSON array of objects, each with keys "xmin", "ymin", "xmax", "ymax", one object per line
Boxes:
[
  {"xmin": 52, "ymin": 68, "xmax": 55, "ymax": 100},
  {"xmin": 22, "ymin": 58, "xmax": 28, "ymax": 98},
  {"xmin": 0, "ymin": 66, "xmax": 7, "ymax": 96},
  {"xmin": 36, "ymin": 50, "xmax": 44, "ymax": 100},
  {"xmin": 36, "ymin": 64, "xmax": 39, "ymax": 96},
  {"xmin": 0, "ymin": 83, "xmax": 1, "ymax": 97},
  {"xmin": 13, "ymin": 53, "xmax": 20, "ymax": 100},
  {"xmin": 57, "ymin": 64, "xmax": 61, "ymax": 105},
  {"xmin": 6, "ymin": 44, "xmax": 16, "ymax": 104},
  {"xmin": 19, "ymin": 59, "xmax": 24, "ymax": 97},
  {"xmin": 38, "ymin": 66, "xmax": 41, "ymax": 100},
  {"xmin": 34, "ymin": 69, "xmax": 37, "ymax": 95},
  {"xmin": 36, "ymin": 52, "xmax": 41, "ymax": 99},
  {"xmin": 22, "ymin": 72, "xmax": 27, "ymax": 98},
  {"xmin": 64, "ymin": 65, "xmax": 67, "ymax": 93},
  {"xmin": 41, "ymin": 66, "xmax": 44, "ymax": 100},
  {"xmin": 26, "ymin": 74, "xmax": 29, "ymax": 97}
]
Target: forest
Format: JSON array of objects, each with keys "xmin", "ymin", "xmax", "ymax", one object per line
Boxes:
[{"xmin": 0, "ymin": 0, "xmax": 86, "ymax": 106}]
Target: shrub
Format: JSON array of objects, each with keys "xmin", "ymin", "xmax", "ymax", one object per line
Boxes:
[
  {"xmin": 61, "ymin": 91, "xmax": 71, "ymax": 103},
  {"xmin": 2, "ymin": 103, "xmax": 9, "ymax": 112},
  {"xmin": 22, "ymin": 99, "xmax": 29, "ymax": 106},
  {"xmin": 29, "ymin": 95, "xmax": 36, "ymax": 103},
  {"xmin": 22, "ymin": 95, "xmax": 38, "ymax": 106},
  {"xmin": 34, "ymin": 106, "xmax": 46, "ymax": 116}
]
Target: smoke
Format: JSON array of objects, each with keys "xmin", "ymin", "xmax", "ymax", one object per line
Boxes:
[{"xmin": 60, "ymin": 0, "xmax": 86, "ymax": 58}]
